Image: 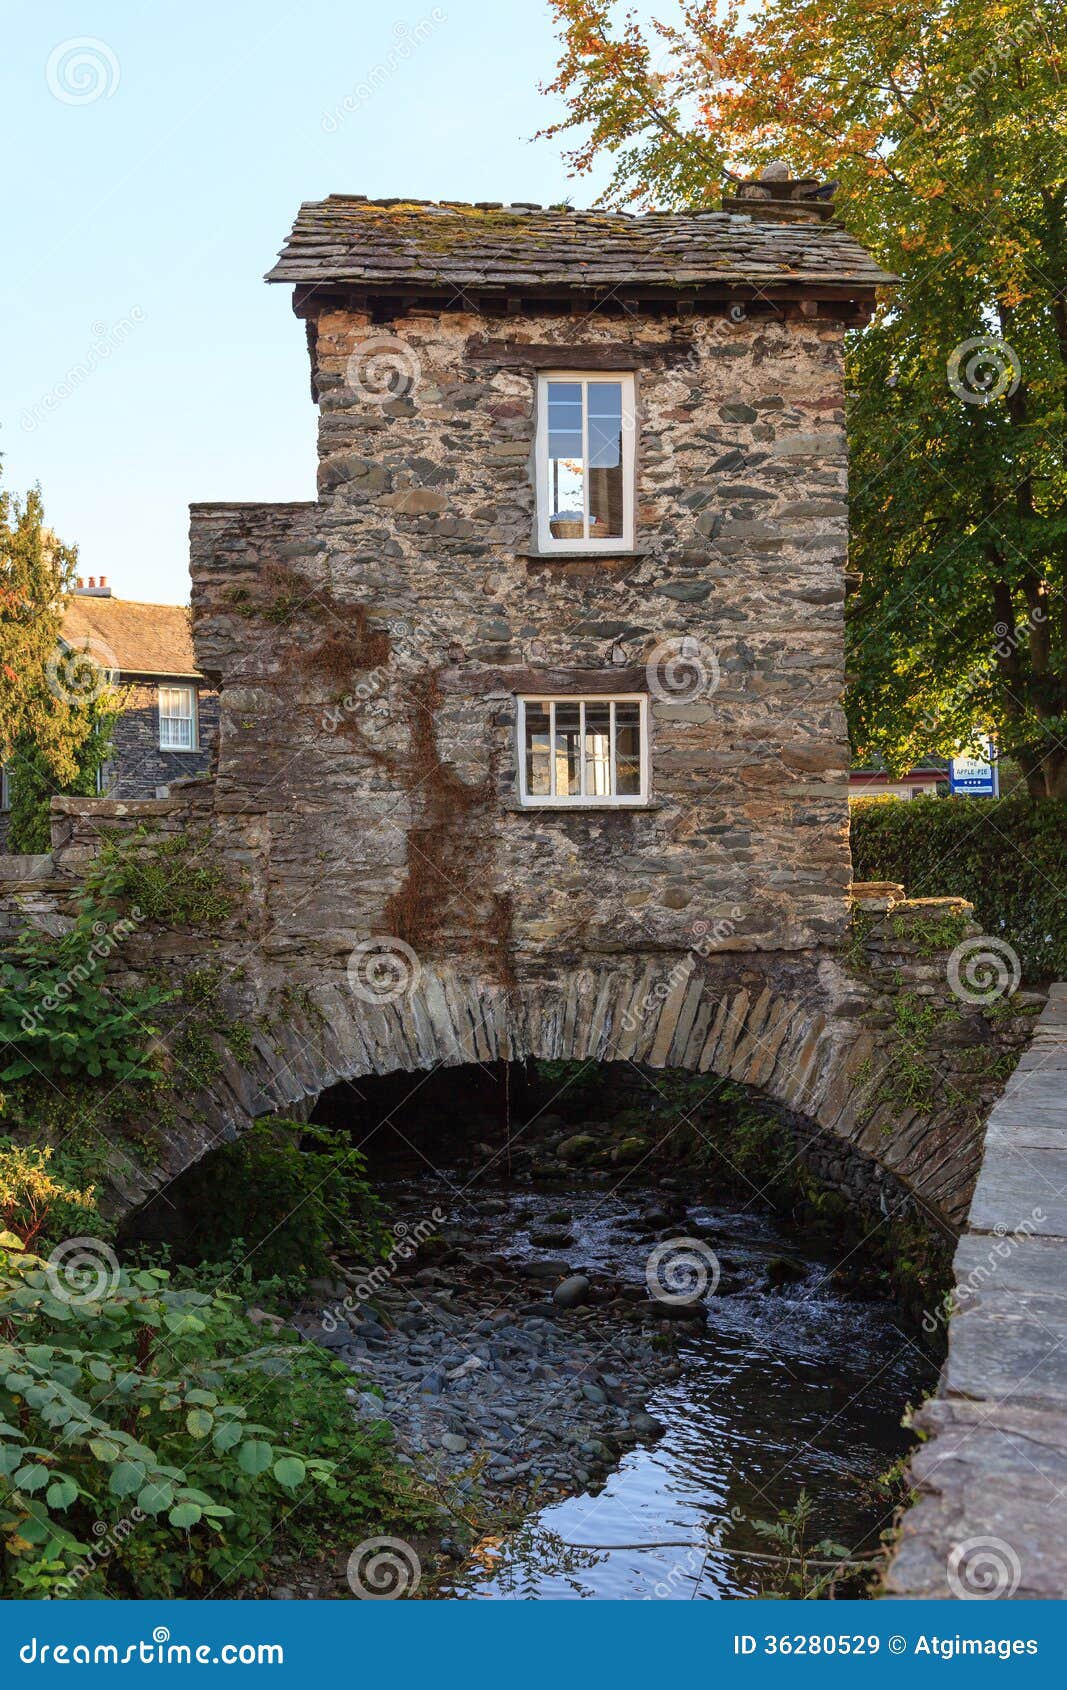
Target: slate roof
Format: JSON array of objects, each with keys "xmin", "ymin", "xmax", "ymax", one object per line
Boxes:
[
  {"xmin": 266, "ymin": 196, "xmax": 895, "ymax": 296},
  {"xmin": 61, "ymin": 597, "xmax": 201, "ymax": 679}
]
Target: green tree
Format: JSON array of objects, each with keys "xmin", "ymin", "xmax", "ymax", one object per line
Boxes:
[
  {"xmin": 543, "ymin": 0, "xmax": 1067, "ymax": 794},
  {"xmin": 1, "ymin": 476, "xmax": 119, "ymax": 846}
]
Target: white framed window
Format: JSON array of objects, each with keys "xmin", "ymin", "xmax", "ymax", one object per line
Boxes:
[
  {"xmin": 535, "ymin": 372, "xmax": 636, "ymax": 552},
  {"xmin": 517, "ymin": 695, "xmax": 648, "ymax": 807},
  {"xmin": 158, "ymin": 684, "xmax": 198, "ymax": 751}
]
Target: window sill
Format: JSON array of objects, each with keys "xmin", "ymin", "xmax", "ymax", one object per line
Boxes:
[
  {"xmin": 505, "ymin": 799, "xmax": 663, "ymax": 814},
  {"xmin": 159, "ymin": 746, "xmax": 201, "ymax": 754},
  {"xmin": 521, "ymin": 547, "xmax": 652, "ymax": 562}
]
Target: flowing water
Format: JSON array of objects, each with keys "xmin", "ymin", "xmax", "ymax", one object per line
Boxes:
[{"xmin": 384, "ymin": 1174, "xmax": 935, "ymax": 1602}]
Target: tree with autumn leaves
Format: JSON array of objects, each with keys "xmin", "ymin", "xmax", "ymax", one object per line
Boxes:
[
  {"xmin": 0, "ymin": 476, "xmax": 118, "ymax": 850},
  {"xmin": 543, "ymin": 0, "xmax": 1067, "ymax": 795}
]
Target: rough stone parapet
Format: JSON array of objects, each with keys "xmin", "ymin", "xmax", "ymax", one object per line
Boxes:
[
  {"xmin": 886, "ymin": 983, "xmax": 1067, "ymax": 1599},
  {"xmin": 0, "ymin": 829, "xmax": 1035, "ymax": 1234}
]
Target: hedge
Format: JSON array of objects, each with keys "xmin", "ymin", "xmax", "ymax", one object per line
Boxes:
[{"xmin": 850, "ymin": 795, "xmax": 1067, "ymax": 983}]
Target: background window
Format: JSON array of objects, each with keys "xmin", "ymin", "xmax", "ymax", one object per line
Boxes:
[
  {"xmin": 519, "ymin": 697, "xmax": 647, "ymax": 805},
  {"xmin": 159, "ymin": 684, "xmax": 197, "ymax": 750},
  {"xmin": 539, "ymin": 374, "xmax": 634, "ymax": 550}
]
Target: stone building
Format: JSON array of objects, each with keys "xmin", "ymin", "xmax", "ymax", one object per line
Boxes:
[
  {"xmin": 0, "ymin": 581, "xmax": 218, "ymax": 849},
  {"xmin": 190, "ymin": 187, "xmax": 892, "ymax": 987}
]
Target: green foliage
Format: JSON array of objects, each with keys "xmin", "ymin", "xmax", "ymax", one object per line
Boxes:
[
  {"xmin": 543, "ymin": 0, "xmax": 1067, "ymax": 795},
  {"xmin": 851, "ymin": 795, "xmax": 1067, "ymax": 979},
  {"xmin": 97, "ymin": 827, "xmax": 233, "ymax": 928},
  {"xmin": 1, "ymin": 482, "xmax": 103, "ymax": 785},
  {"xmin": 0, "ymin": 1142, "xmax": 99, "ymax": 1251},
  {"xmin": 6, "ymin": 694, "xmax": 121, "ymax": 854},
  {"xmin": 0, "ymin": 1231, "xmax": 425, "ymax": 1598},
  {"xmin": 0, "ymin": 845, "xmax": 172, "ymax": 1090},
  {"xmin": 164, "ymin": 1121, "xmax": 386, "ymax": 1280},
  {"xmin": 751, "ymin": 1490, "xmax": 859, "ymax": 1599}
]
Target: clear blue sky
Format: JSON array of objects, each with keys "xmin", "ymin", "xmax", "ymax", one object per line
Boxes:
[{"xmin": 2, "ymin": 0, "xmax": 615, "ymax": 603}]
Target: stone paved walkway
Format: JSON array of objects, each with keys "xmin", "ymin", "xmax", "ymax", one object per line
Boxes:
[{"xmin": 887, "ymin": 982, "xmax": 1067, "ymax": 1599}]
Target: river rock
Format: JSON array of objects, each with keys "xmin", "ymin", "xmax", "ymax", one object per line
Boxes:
[
  {"xmin": 440, "ymin": 1433, "xmax": 468, "ymax": 1454},
  {"xmin": 523, "ymin": 1258, "xmax": 572, "ymax": 1280},
  {"xmin": 553, "ymin": 1274, "xmax": 591, "ymax": 1309},
  {"xmin": 557, "ymin": 1133, "xmax": 599, "ymax": 1164}
]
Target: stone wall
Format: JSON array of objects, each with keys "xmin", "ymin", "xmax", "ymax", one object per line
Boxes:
[
  {"xmin": 0, "ymin": 790, "xmax": 1035, "ymax": 1235},
  {"xmin": 190, "ymin": 306, "xmax": 852, "ymax": 992}
]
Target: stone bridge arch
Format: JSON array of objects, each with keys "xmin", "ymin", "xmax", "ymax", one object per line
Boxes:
[{"xmin": 142, "ymin": 950, "xmax": 975, "ymax": 1236}]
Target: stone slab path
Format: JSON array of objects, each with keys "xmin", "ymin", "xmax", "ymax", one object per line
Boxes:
[{"xmin": 887, "ymin": 983, "xmax": 1067, "ymax": 1599}]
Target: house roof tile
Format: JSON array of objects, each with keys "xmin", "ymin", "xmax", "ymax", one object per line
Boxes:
[
  {"xmin": 61, "ymin": 597, "xmax": 201, "ymax": 680},
  {"xmin": 266, "ymin": 196, "xmax": 895, "ymax": 297}
]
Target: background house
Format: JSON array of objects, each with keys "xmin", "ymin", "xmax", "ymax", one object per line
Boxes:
[
  {"xmin": 849, "ymin": 756, "xmax": 949, "ymax": 801},
  {"xmin": 0, "ymin": 579, "xmax": 218, "ymax": 850}
]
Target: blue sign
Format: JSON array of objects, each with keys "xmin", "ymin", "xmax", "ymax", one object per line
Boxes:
[
  {"xmin": 1, "ymin": 1599, "xmax": 1064, "ymax": 1687},
  {"xmin": 950, "ymin": 739, "xmax": 999, "ymax": 797}
]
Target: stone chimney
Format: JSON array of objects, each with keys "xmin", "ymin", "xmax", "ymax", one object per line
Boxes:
[
  {"xmin": 724, "ymin": 161, "xmax": 838, "ymax": 223},
  {"xmin": 75, "ymin": 575, "xmax": 113, "ymax": 597}
]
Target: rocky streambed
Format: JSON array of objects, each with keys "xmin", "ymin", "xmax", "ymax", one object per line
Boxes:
[{"xmin": 282, "ymin": 1147, "xmax": 937, "ymax": 1599}]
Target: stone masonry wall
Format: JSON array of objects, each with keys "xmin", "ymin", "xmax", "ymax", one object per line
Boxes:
[
  {"xmin": 190, "ymin": 307, "xmax": 852, "ymax": 991},
  {"xmin": 0, "ymin": 786, "xmax": 1036, "ymax": 1234}
]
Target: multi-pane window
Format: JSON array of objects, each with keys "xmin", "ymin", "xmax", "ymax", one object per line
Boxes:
[
  {"xmin": 518, "ymin": 696, "xmax": 647, "ymax": 806},
  {"xmin": 536, "ymin": 373, "xmax": 635, "ymax": 551},
  {"xmin": 158, "ymin": 684, "xmax": 197, "ymax": 750}
]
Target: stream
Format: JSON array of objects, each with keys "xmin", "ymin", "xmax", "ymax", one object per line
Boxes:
[{"xmin": 319, "ymin": 1160, "xmax": 937, "ymax": 1601}]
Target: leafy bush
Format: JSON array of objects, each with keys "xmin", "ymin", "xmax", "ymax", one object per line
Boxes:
[
  {"xmin": 151, "ymin": 1121, "xmax": 386, "ymax": 1281},
  {"xmin": 0, "ymin": 1141, "xmax": 99, "ymax": 1251},
  {"xmin": 99, "ymin": 826, "xmax": 233, "ymax": 927},
  {"xmin": 851, "ymin": 795, "xmax": 1067, "ymax": 980},
  {"xmin": 6, "ymin": 697, "xmax": 120, "ymax": 855},
  {"xmin": 0, "ymin": 846, "xmax": 171, "ymax": 1089},
  {"xmin": 0, "ymin": 1231, "xmax": 422, "ymax": 1598}
]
